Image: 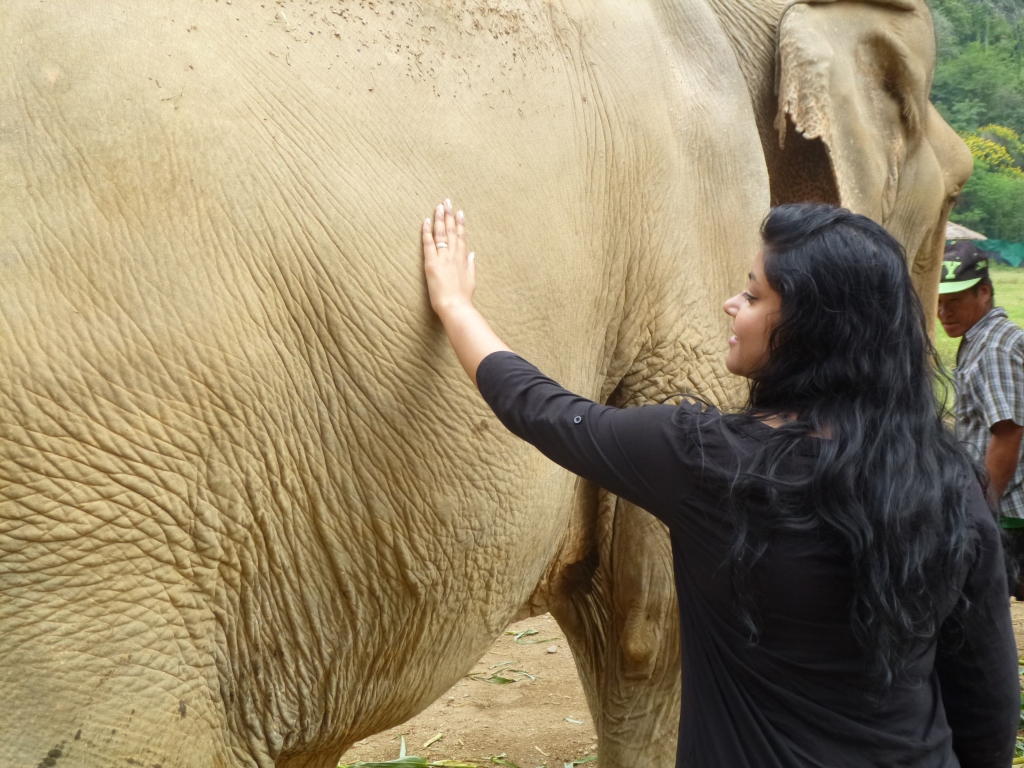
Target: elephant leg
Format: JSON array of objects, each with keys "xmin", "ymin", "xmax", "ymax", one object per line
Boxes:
[{"xmin": 550, "ymin": 494, "xmax": 681, "ymax": 768}]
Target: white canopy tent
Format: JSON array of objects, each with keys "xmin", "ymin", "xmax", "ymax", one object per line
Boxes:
[{"xmin": 946, "ymin": 221, "xmax": 988, "ymax": 241}]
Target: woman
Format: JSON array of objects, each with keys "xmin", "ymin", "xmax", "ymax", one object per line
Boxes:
[{"xmin": 420, "ymin": 200, "xmax": 1019, "ymax": 767}]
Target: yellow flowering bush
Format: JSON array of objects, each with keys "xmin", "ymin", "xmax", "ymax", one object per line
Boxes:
[
  {"xmin": 961, "ymin": 125, "xmax": 1024, "ymax": 178},
  {"xmin": 978, "ymin": 124, "xmax": 1023, "ymax": 147}
]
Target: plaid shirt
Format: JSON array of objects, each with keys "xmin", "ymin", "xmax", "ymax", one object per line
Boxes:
[{"xmin": 953, "ymin": 306, "xmax": 1024, "ymax": 518}]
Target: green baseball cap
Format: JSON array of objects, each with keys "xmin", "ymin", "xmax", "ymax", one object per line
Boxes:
[{"xmin": 939, "ymin": 241, "xmax": 990, "ymax": 294}]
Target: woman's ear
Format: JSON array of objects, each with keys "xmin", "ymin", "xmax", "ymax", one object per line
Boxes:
[{"xmin": 770, "ymin": 0, "xmax": 973, "ymax": 318}]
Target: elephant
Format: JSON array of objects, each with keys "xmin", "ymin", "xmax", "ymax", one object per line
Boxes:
[{"xmin": 0, "ymin": 1, "xmax": 969, "ymax": 767}]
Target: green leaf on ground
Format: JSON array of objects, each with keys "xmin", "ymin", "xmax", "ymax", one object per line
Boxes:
[
  {"xmin": 507, "ymin": 628, "xmax": 561, "ymax": 645},
  {"xmin": 469, "ymin": 674, "xmax": 517, "ymax": 684},
  {"xmin": 338, "ymin": 759, "xmax": 479, "ymax": 768},
  {"xmin": 505, "ymin": 669, "xmax": 536, "ymax": 680},
  {"xmin": 486, "ymin": 754, "xmax": 524, "ymax": 767}
]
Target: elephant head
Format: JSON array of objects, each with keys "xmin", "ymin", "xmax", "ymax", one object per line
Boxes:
[
  {"xmin": 710, "ymin": 0, "xmax": 971, "ymax": 314},
  {"xmin": 769, "ymin": 0, "xmax": 973, "ymax": 319}
]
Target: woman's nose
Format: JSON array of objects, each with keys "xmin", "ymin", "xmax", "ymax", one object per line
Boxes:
[{"xmin": 723, "ymin": 295, "xmax": 739, "ymax": 316}]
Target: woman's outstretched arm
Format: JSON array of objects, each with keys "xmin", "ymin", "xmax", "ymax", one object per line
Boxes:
[
  {"xmin": 422, "ymin": 198, "xmax": 510, "ymax": 386},
  {"xmin": 420, "ymin": 198, "xmax": 694, "ymax": 518}
]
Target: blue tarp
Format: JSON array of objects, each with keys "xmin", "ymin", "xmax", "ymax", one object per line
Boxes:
[{"xmin": 976, "ymin": 239, "xmax": 1024, "ymax": 267}]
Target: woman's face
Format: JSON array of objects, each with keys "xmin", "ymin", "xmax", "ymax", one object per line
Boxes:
[{"xmin": 723, "ymin": 250, "xmax": 782, "ymax": 378}]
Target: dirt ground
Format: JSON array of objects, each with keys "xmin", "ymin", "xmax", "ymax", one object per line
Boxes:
[
  {"xmin": 342, "ymin": 603, "xmax": 1024, "ymax": 767},
  {"xmin": 341, "ymin": 613, "xmax": 594, "ymax": 767}
]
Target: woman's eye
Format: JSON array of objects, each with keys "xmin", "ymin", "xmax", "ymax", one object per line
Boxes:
[{"xmin": 742, "ymin": 291, "xmax": 756, "ymax": 302}]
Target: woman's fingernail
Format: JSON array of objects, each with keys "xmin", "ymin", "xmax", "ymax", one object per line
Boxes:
[
  {"xmin": 437, "ymin": 204, "xmax": 444, "ymax": 215},
  {"xmin": 457, "ymin": 210, "xmax": 464, "ymax": 221},
  {"xmin": 469, "ymin": 252, "xmax": 475, "ymax": 262},
  {"xmin": 425, "ymin": 218, "xmax": 431, "ymax": 226},
  {"xmin": 445, "ymin": 198, "xmax": 452, "ymax": 210}
]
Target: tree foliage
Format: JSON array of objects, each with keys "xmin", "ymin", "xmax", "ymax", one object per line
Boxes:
[
  {"xmin": 954, "ymin": 126, "xmax": 1024, "ymax": 240},
  {"xmin": 963, "ymin": 125, "xmax": 1024, "ymax": 176},
  {"xmin": 928, "ymin": 0, "xmax": 1024, "ymax": 239}
]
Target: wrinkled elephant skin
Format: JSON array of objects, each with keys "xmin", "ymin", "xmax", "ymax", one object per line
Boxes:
[{"xmin": 0, "ymin": 2, "xmax": 766, "ymax": 767}]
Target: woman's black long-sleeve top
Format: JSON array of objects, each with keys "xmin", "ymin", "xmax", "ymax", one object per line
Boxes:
[{"xmin": 477, "ymin": 352, "xmax": 1019, "ymax": 768}]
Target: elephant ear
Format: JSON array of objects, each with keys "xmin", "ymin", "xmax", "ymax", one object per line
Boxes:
[{"xmin": 771, "ymin": 0, "xmax": 935, "ymax": 218}]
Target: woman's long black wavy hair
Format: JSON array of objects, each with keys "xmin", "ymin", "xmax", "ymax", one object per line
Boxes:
[{"xmin": 722, "ymin": 203, "xmax": 977, "ymax": 692}]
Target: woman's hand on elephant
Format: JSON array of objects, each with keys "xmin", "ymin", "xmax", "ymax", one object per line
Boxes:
[
  {"xmin": 421, "ymin": 198, "xmax": 510, "ymax": 386},
  {"xmin": 423, "ymin": 199, "xmax": 475, "ymax": 318}
]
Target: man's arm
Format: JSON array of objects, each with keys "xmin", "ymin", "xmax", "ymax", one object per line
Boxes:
[{"xmin": 985, "ymin": 419, "xmax": 1024, "ymax": 500}]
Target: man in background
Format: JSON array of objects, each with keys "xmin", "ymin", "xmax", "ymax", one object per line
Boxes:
[{"xmin": 938, "ymin": 241, "xmax": 1024, "ymax": 597}]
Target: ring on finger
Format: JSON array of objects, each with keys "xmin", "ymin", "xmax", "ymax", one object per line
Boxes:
[{"xmin": 436, "ymin": 241, "xmax": 448, "ymax": 249}]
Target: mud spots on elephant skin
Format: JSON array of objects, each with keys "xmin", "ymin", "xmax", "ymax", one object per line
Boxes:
[
  {"xmin": 276, "ymin": 0, "xmax": 550, "ymax": 89},
  {"xmin": 35, "ymin": 744, "xmax": 64, "ymax": 768},
  {"xmin": 178, "ymin": 699, "xmax": 188, "ymax": 719}
]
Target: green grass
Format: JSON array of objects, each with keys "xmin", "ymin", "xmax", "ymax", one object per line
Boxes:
[{"xmin": 934, "ymin": 264, "xmax": 1024, "ymax": 373}]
